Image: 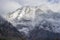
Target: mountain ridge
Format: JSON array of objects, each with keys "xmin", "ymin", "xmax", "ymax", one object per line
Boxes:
[
  {"xmin": 0, "ymin": 16, "xmax": 26, "ymax": 40},
  {"xmin": 5, "ymin": 6, "xmax": 60, "ymax": 35}
]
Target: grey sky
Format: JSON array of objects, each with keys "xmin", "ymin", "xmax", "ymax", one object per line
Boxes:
[{"xmin": 0, "ymin": 0, "xmax": 60, "ymax": 16}]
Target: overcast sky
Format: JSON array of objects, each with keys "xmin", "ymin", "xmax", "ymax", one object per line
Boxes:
[{"xmin": 0, "ymin": 0, "xmax": 60, "ymax": 16}]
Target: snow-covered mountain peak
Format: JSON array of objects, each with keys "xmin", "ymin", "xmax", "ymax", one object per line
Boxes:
[
  {"xmin": 6, "ymin": 6, "xmax": 50, "ymax": 21},
  {"xmin": 6, "ymin": 5, "xmax": 60, "ymax": 34}
]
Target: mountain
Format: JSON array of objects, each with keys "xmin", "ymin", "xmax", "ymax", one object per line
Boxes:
[
  {"xmin": 0, "ymin": 16, "xmax": 26, "ymax": 40},
  {"xmin": 5, "ymin": 6, "xmax": 60, "ymax": 40},
  {"xmin": 29, "ymin": 27, "xmax": 60, "ymax": 40},
  {"xmin": 6, "ymin": 6, "xmax": 60, "ymax": 33}
]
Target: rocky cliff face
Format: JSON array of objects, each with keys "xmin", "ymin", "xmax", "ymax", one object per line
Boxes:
[
  {"xmin": 0, "ymin": 16, "xmax": 26, "ymax": 40},
  {"xmin": 4, "ymin": 6, "xmax": 60, "ymax": 40},
  {"xmin": 28, "ymin": 27, "xmax": 60, "ymax": 40},
  {"xmin": 6, "ymin": 6, "xmax": 60, "ymax": 34}
]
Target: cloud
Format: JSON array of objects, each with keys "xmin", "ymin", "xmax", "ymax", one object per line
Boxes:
[
  {"xmin": 18, "ymin": 0, "xmax": 60, "ymax": 12},
  {"xmin": 48, "ymin": 0, "xmax": 60, "ymax": 3},
  {"xmin": 0, "ymin": 0, "xmax": 60, "ymax": 15},
  {"xmin": 3, "ymin": 1, "xmax": 21, "ymax": 12},
  {"xmin": 48, "ymin": 3, "xmax": 60, "ymax": 12},
  {"xmin": 17, "ymin": 0, "xmax": 48, "ymax": 6},
  {"xmin": 0, "ymin": 0, "xmax": 21, "ymax": 15}
]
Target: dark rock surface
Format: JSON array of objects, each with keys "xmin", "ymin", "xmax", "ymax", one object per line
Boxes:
[
  {"xmin": 0, "ymin": 16, "xmax": 26, "ymax": 40},
  {"xmin": 28, "ymin": 27, "xmax": 60, "ymax": 40}
]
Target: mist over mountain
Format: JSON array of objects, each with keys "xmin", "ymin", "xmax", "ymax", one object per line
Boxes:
[
  {"xmin": 6, "ymin": 6, "xmax": 60, "ymax": 33},
  {"xmin": 1, "ymin": 5, "xmax": 60, "ymax": 40}
]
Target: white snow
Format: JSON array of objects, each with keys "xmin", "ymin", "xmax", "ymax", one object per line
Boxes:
[{"xmin": 6, "ymin": 6, "xmax": 60, "ymax": 34}]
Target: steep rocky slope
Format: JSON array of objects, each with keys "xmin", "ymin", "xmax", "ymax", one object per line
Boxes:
[
  {"xmin": 6, "ymin": 6, "xmax": 60, "ymax": 34},
  {"xmin": 0, "ymin": 16, "xmax": 26, "ymax": 40},
  {"xmin": 5, "ymin": 6, "xmax": 60, "ymax": 40}
]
